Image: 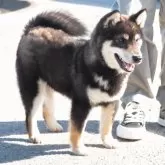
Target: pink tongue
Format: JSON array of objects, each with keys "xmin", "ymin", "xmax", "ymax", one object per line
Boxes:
[{"xmin": 125, "ymin": 63, "xmax": 135, "ymax": 71}]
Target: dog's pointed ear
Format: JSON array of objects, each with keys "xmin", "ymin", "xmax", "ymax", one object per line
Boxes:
[
  {"xmin": 103, "ymin": 10, "xmax": 121, "ymax": 28},
  {"xmin": 129, "ymin": 9, "xmax": 147, "ymax": 28}
]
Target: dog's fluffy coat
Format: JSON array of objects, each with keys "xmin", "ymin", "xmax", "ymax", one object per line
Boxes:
[{"xmin": 16, "ymin": 9, "xmax": 146, "ymax": 155}]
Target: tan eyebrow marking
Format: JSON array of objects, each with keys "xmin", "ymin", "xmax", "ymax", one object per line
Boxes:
[{"xmin": 123, "ymin": 33, "xmax": 129, "ymax": 40}]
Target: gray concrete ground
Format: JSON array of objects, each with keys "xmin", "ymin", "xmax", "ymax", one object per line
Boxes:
[{"xmin": 0, "ymin": 0, "xmax": 165, "ymax": 165}]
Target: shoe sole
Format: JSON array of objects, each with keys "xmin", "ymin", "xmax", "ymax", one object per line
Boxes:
[
  {"xmin": 158, "ymin": 118, "xmax": 165, "ymax": 127},
  {"xmin": 116, "ymin": 124, "xmax": 146, "ymax": 140}
]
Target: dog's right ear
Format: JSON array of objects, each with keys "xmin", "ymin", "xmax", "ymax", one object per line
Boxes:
[
  {"xmin": 129, "ymin": 9, "xmax": 147, "ymax": 28},
  {"xmin": 103, "ymin": 10, "xmax": 121, "ymax": 28}
]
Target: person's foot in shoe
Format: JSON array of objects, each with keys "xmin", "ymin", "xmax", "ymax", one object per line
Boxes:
[
  {"xmin": 116, "ymin": 101, "xmax": 146, "ymax": 140},
  {"xmin": 158, "ymin": 107, "xmax": 165, "ymax": 127}
]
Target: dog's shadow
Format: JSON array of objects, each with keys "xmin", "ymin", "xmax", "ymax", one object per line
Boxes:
[
  {"xmin": 0, "ymin": 137, "xmax": 71, "ymax": 163},
  {"xmin": 0, "ymin": 120, "xmax": 100, "ymax": 163}
]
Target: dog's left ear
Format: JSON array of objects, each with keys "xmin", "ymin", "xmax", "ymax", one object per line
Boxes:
[
  {"xmin": 129, "ymin": 9, "xmax": 147, "ymax": 28},
  {"xmin": 103, "ymin": 10, "xmax": 121, "ymax": 28}
]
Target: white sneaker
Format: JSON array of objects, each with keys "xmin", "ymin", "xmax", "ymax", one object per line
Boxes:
[
  {"xmin": 116, "ymin": 101, "xmax": 146, "ymax": 140},
  {"xmin": 158, "ymin": 107, "xmax": 165, "ymax": 127}
]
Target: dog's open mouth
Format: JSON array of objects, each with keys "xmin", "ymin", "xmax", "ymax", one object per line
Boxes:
[{"xmin": 115, "ymin": 53, "xmax": 135, "ymax": 72}]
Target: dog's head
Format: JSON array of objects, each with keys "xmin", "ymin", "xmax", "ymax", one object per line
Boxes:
[{"xmin": 91, "ymin": 9, "xmax": 147, "ymax": 73}]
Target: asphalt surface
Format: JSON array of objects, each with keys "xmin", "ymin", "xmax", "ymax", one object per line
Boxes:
[{"xmin": 0, "ymin": 0, "xmax": 165, "ymax": 165}]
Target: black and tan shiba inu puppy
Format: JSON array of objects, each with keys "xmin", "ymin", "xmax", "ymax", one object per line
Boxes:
[{"xmin": 16, "ymin": 9, "xmax": 147, "ymax": 155}]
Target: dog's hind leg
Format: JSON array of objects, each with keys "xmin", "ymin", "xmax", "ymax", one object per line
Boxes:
[
  {"xmin": 100, "ymin": 101, "xmax": 119, "ymax": 149},
  {"xmin": 16, "ymin": 59, "xmax": 45, "ymax": 143},
  {"xmin": 43, "ymin": 85, "xmax": 63, "ymax": 132},
  {"xmin": 69, "ymin": 101, "xmax": 90, "ymax": 156},
  {"xmin": 27, "ymin": 79, "xmax": 46, "ymax": 143}
]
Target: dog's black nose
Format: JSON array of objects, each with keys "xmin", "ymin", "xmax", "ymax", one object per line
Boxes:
[{"xmin": 132, "ymin": 56, "xmax": 142, "ymax": 63}]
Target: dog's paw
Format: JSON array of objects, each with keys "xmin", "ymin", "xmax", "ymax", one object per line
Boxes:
[
  {"xmin": 29, "ymin": 136, "xmax": 42, "ymax": 144},
  {"xmin": 55, "ymin": 122, "xmax": 63, "ymax": 132},
  {"xmin": 50, "ymin": 122, "xmax": 63, "ymax": 132},
  {"xmin": 46, "ymin": 120, "xmax": 63, "ymax": 132},
  {"xmin": 102, "ymin": 136, "xmax": 118, "ymax": 149},
  {"xmin": 71, "ymin": 145, "xmax": 88, "ymax": 156}
]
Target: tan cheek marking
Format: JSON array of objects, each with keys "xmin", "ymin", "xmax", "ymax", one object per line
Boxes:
[
  {"xmin": 128, "ymin": 45, "xmax": 136, "ymax": 53},
  {"xmin": 127, "ymin": 35, "xmax": 142, "ymax": 55}
]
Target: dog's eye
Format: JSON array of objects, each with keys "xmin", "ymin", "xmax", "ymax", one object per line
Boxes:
[
  {"xmin": 135, "ymin": 34, "xmax": 141, "ymax": 42},
  {"xmin": 116, "ymin": 37, "xmax": 125, "ymax": 45},
  {"xmin": 113, "ymin": 37, "xmax": 127, "ymax": 48},
  {"xmin": 135, "ymin": 38, "xmax": 140, "ymax": 42},
  {"xmin": 118, "ymin": 38, "xmax": 125, "ymax": 43}
]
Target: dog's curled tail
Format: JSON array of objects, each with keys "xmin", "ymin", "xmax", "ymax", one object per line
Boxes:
[{"xmin": 24, "ymin": 11, "xmax": 87, "ymax": 36}]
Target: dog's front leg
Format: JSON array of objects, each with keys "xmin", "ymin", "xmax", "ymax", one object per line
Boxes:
[
  {"xmin": 69, "ymin": 101, "xmax": 90, "ymax": 156},
  {"xmin": 100, "ymin": 101, "xmax": 118, "ymax": 149}
]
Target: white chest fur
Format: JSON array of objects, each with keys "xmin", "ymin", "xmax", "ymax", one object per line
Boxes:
[{"xmin": 87, "ymin": 75, "xmax": 128, "ymax": 105}]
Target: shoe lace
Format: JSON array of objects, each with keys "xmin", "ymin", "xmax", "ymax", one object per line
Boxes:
[
  {"xmin": 160, "ymin": 107, "xmax": 165, "ymax": 115},
  {"xmin": 123, "ymin": 102, "xmax": 145, "ymax": 125}
]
